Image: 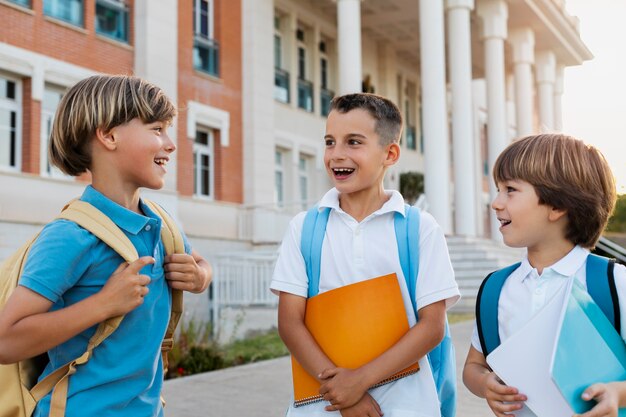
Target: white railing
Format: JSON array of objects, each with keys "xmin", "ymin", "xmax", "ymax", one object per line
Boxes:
[{"xmin": 210, "ymin": 251, "xmax": 279, "ymax": 335}]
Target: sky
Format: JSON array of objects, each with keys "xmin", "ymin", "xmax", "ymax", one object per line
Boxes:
[{"xmin": 562, "ymin": 0, "xmax": 626, "ymax": 194}]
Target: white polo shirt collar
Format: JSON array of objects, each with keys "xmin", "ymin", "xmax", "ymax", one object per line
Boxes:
[
  {"xmin": 517, "ymin": 245, "xmax": 589, "ymax": 283},
  {"xmin": 318, "ymin": 188, "xmax": 407, "ymax": 219}
]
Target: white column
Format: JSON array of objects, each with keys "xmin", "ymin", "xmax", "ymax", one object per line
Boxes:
[
  {"xmin": 476, "ymin": 0, "xmax": 508, "ymax": 240},
  {"xmin": 313, "ymin": 24, "xmax": 322, "ymax": 116},
  {"xmin": 420, "ymin": 0, "xmax": 451, "ymax": 234},
  {"xmin": 135, "ymin": 0, "xmax": 178, "ymax": 191},
  {"xmin": 337, "ymin": 0, "xmax": 362, "ymax": 94},
  {"xmin": 510, "ymin": 28, "xmax": 535, "ymax": 137},
  {"xmin": 536, "ymin": 50, "xmax": 556, "ymax": 132},
  {"xmin": 446, "ymin": 0, "xmax": 477, "ymax": 236},
  {"xmin": 554, "ymin": 65, "xmax": 564, "ymax": 131},
  {"xmin": 506, "ymin": 74, "xmax": 516, "ymax": 140},
  {"xmin": 242, "ymin": 0, "xmax": 276, "ymax": 205},
  {"xmin": 288, "ymin": 13, "xmax": 298, "ymax": 108}
]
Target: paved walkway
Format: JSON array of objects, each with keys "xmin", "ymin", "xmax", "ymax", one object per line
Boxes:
[{"xmin": 162, "ymin": 320, "xmax": 492, "ymax": 417}]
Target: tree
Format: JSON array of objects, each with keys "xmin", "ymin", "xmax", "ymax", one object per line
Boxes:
[
  {"xmin": 399, "ymin": 172, "xmax": 424, "ymax": 205},
  {"xmin": 607, "ymin": 194, "xmax": 626, "ymax": 233}
]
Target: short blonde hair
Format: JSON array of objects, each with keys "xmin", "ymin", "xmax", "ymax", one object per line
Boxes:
[
  {"xmin": 493, "ymin": 134, "xmax": 617, "ymax": 248},
  {"xmin": 49, "ymin": 74, "xmax": 176, "ymax": 175}
]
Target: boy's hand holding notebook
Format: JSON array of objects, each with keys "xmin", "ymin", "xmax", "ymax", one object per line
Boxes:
[{"xmin": 291, "ymin": 273, "xmax": 419, "ymax": 407}]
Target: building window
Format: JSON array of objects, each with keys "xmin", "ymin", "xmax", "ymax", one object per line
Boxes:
[
  {"xmin": 299, "ymin": 155, "xmax": 309, "ymax": 209},
  {"xmin": 41, "ymin": 86, "xmax": 67, "ymax": 178},
  {"xmin": 44, "ymin": 0, "xmax": 84, "ymax": 27},
  {"xmin": 297, "ymin": 40, "xmax": 313, "ymax": 112},
  {"xmin": 95, "ymin": 0, "xmax": 128, "ymax": 43},
  {"xmin": 194, "ymin": 129, "xmax": 214, "ymax": 198},
  {"xmin": 275, "ymin": 150, "xmax": 284, "ymax": 206},
  {"xmin": 405, "ymin": 100, "xmax": 416, "ymax": 150},
  {"xmin": 0, "ymin": 76, "xmax": 19, "ymax": 171},
  {"xmin": 193, "ymin": 0, "xmax": 219, "ymax": 77},
  {"xmin": 8, "ymin": 0, "xmax": 31, "ymax": 8},
  {"xmin": 320, "ymin": 55, "xmax": 334, "ymax": 117},
  {"xmin": 274, "ymin": 14, "xmax": 289, "ymax": 103}
]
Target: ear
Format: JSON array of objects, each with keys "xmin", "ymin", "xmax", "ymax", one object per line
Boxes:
[
  {"xmin": 384, "ymin": 143, "xmax": 400, "ymax": 167},
  {"xmin": 548, "ymin": 206, "xmax": 568, "ymax": 222},
  {"xmin": 95, "ymin": 127, "xmax": 117, "ymax": 151}
]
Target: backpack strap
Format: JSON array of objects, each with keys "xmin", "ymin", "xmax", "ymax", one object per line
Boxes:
[
  {"xmin": 301, "ymin": 206, "xmax": 330, "ymax": 298},
  {"xmin": 143, "ymin": 200, "xmax": 186, "ymax": 371},
  {"xmin": 393, "ymin": 204, "xmax": 420, "ymax": 315},
  {"xmin": 476, "ymin": 262, "xmax": 521, "ymax": 356},
  {"xmin": 586, "ymin": 254, "xmax": 620, "ymax": 334},
  {"xmin": 29, "ymin": 199, "xmax": 185, "ymax": 416}
]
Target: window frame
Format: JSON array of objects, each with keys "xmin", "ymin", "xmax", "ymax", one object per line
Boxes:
[
  {"xmin": 0, "ymin": 74, "xmax": 21, "ymax": 172},
  {"xmin": 44, "ymin": 0, "xmax": 84, "ymax": 27},
  {"xmin": 274, "ymin": 149, "xmax": 285, "ymax": 206},
  {"xmin": 40, "ymin": 85, "xmax": 69, "ymax": 179},
  {"xmin": 193, "ymin": 0, "xmax": 213, "ymax": 39},
  {"xmin": 193, "ymin": 127, "xmax": 215, "ymax": 200},
  {"xmin": 95, "ymin": 0, "xmax": 129, "ymax": 43}
]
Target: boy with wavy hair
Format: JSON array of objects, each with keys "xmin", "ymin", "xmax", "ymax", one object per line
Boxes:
[
  {"xmin": 0, "ymin": 74, "xmax": 212, "ymax": 416},
  {"xmin": 463, "ymin": 133, "xmax": 625, "ymax": 417}
]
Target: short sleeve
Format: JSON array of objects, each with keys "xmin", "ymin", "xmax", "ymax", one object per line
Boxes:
[
  {"xmin": 19, "ymin": 220, "xmax": 97, "ymax": 303},
  {"xmin": 269, "ymin": 212, "xmax": 309, "ymax": 298},
  {"xmin": 414, "ymin": 211, "xmax": 460, "ymax": 311}
]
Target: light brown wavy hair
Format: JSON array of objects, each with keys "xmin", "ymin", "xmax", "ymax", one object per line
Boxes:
[
  {"xmin": 493, "ymin": 134, "xmax": 616, "ymax": 248},
  {"xmin": 49, "ymin": 74, "xmax": 176, "ymax": 176}
]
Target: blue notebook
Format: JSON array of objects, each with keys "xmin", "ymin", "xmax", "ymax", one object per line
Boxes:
[{"xmin": 551, "ymin": 280, "xmax": 626, "ymax": 416}]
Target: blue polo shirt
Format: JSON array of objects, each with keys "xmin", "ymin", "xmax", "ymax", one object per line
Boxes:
[{"xmin": 19, "ymin": 186, "xmax": 190, "ymax": 417}]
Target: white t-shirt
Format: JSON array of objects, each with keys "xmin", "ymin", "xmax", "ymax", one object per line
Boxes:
[
  {"xmin": 471, "ymin": 245, "xmax": 626, "ymax": 352},
  {"xmin": 271, "ymin": 188, "xmax": 460, "ymax": 417}
]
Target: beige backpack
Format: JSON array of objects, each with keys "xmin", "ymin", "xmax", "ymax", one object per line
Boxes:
[{"xmin": 0, "ymin": 199, "xmax": 184, "ymax": 417}]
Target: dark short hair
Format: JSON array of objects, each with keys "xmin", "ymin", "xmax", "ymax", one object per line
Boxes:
[
  {"xmin": 49, "ymin": 74, "xmax": 177, "ymax": 176},
  {"xmin": 330, "ymin": 93, "xmax": 403, "ymax": 145},
  {"xmin": 493, "ymin": 134, "xmax": 617, "ymax": 248}
]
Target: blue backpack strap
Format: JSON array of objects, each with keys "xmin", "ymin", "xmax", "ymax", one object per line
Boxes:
[
  {"xmin": 476, "ymin": 262, "xmax": 521, "ymax": 356},
  {"xmin": 395, "ymin": 205, "xmax": 456, "ymax": 417},
  {"xmin": 301, "ymin": 206, "xmax": 331, "ymax": 298},
  {"xmin": 586, "ymin": 254, "xmax": 620, "ymax": 334},
  {"xmin": 394, "ymin": 204, "xmax": 420, "ymax": 314}
]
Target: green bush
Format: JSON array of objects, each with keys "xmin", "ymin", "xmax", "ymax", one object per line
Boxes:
[
  {"xmin": 399, "ymin": 171, "xmax": 424, "ymax": 205},
  {"xmin": 166, "ymin": 322, "xmax": 288, "ymax": 379},
  {"xmin": 177, "ymin": 346, "xmax": 225, "ymax": 376}
]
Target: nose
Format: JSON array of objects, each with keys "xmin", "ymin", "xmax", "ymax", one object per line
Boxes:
[
  {"xmin": 491, "ymin": 192, "xmax": 503, "ymax": 211},
  {"xmin": 163, "ymin": 132, "xmax": 176, "ymax": 153}
]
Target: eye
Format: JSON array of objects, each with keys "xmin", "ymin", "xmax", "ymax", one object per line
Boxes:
[
  {"xmin": 325, "ymin": 138, "xmax": 335, "ymax": 146},
  {"xmin": 506, "ymin": 186, "xmax": 516, "ymax": 193},
  {"xmin": 348, "ymin": 138, "xmax": 361, "ymax": 146}
]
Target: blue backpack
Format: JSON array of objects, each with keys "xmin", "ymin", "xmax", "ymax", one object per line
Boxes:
[
  {"xmin": 476, "ymin": 254, "xmax": 620, "ymax": 356},
  {"xmin": 300, "ymin": 204, "xmax": 457, "ymax": 417}
]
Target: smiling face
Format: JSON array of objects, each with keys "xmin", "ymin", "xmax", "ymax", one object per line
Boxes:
[
  {"xmin": 323, "ymin": 109, "xmax": 398, "ymax": 198},
  {"xmin": 491, "ymin": 179, "xmax": 567, "ymax": 252},
  {"xmin": 110, "ymin": 118, "xmax": 176, "ymax": 190}
]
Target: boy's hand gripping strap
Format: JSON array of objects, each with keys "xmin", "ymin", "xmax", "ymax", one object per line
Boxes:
[{"xmin": 30, "ymin": 199, "xmax": 185, "ymax": 416}]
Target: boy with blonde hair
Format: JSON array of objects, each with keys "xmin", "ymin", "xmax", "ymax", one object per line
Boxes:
[
  {"xmin": 0, "ymin": 74, "xmax": 212, "ymax": 416},
  {"xmin": 271, "ymin": 93, "xmax": 460, "ymax": 417},
  {"xmin": 463, "ymin": 133, "xmax": 626, "ymax": 417}
]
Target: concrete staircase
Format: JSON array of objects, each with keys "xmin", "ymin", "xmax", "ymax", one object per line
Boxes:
[{"xmin": 446, "ymin": 236, "xmax": 525, "ymax": 313}]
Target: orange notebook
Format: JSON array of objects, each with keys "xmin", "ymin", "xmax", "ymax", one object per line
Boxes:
[{"xmin": 292, "ymin": 273, "xmax": 420, "ymax": 407}]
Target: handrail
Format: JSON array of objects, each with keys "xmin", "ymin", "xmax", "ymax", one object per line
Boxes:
[{"xmin": 597, "ymin": 236, "xmax": 626, "ymax": 264}]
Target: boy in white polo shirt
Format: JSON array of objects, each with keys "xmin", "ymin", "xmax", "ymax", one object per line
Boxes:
[
  {"xmin": 463, "ymin": 134, "xmax": 626, "ymax": 416},
  {"xmin": 270, "ymin": 93, "xmax": 460, "ymax": 417}
]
